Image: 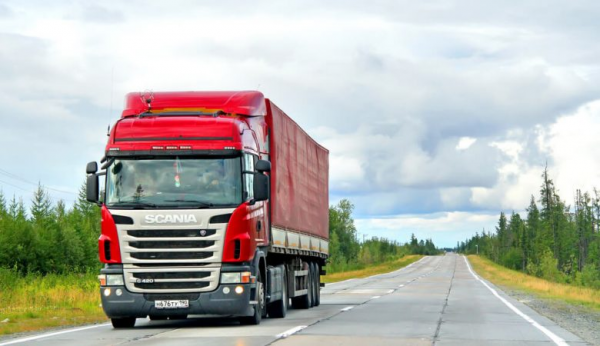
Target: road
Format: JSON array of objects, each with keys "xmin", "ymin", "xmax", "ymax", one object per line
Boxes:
[{"xmin": 0, "ymin": 254, "xmax": 589, "ymax": 346}]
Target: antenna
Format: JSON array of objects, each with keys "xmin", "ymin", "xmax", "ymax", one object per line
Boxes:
[{"xmin": 140, "ymin": 90, "xmax": 154, "ymax": 112}]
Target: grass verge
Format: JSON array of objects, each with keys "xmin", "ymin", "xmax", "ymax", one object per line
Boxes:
[
  {"xmin": 468, "ymin": 255, "xmax": 600, "ymax": 311},
  {"xmin": 322, "ymin": 255, "xmax": 423, "ymax": 283},
  {"xmin": 0, "ymin": 270, "xmax": 106, "ymax": 336}
]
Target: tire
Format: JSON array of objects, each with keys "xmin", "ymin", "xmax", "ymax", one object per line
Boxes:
[
  {"xmin": 267, "ymin": 267, "xmax": 287, "ymax": 318},
  {"xmin": 240, "ymin": 272, "xmax": 265, "ymax": 325},
  {"xmin": 313, "ymin": 263, "xmax": 321, "ymax": 307},
  {"xmin": 291, "ymin": 265, "xmax": 312, "ymax": 309},
  {"xmin": 111, "ymin": 317, "xmax": 136, "ymax": 328}
]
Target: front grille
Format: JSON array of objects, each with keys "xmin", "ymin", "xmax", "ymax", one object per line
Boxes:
[
  {"xmin": 128, "ymin": 229, "xmax": 216, "ymax": 238},
  {"xmin": 123, "ymin": 228, "xmax": 219, "ymax": 264},
  {"xmin": 132, "ymin": 263, "xmax": 210, "ymax": 268},
  {"xmin": 119, "ymin": 220, "xmax": 227, "ymax": 293},
  {"xmin": 133, "ymin": 272, "xmax": 210, "ymax": 280},
  {"xmin": 135, "ymin": 282, "xmax": 210, "ymax": 290},
  {"xmin": 124, "ymin": 267, "xmax": 220, "ymax": 293},
  {"xmin": 131, "ymin": 252, "xmax": 212, "ymax": 260},
  {"xmin": 129, "ymin": 240, "xmax": 214, "ymax": 249}
]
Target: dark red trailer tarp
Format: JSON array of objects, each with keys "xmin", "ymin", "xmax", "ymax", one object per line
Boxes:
[{"xmin": 266, "ymin": 100, "xmax": 329, "ymax": 240}]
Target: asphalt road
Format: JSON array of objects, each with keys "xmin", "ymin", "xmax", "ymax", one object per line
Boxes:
[{"xmin": 0, "ymin": 254, "xmax": 589, "ymax": 346}]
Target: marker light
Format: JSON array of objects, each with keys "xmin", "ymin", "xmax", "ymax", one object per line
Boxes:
[
  {"xmin": 98, "ymin": 275, "xmax": 107, "ymax": 286},
  {"xmin": 235, "ymin": 286, "xmax": 244, "ymax": 294},
  {"xmin": 166, "ymin": 146, "xmax": 178, "ymax": 150},
  {"xmin": 241, "ymin": 272, "xmax": 252, "ymax": 284},
  {"xmin": 180, "ymin": 145, "xmax": 192, "ymax": 150}
]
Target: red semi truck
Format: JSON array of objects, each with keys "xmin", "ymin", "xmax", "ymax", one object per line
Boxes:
[{"xmin": 85, "ymin": 91, "xmax": 329, "ymax": 328}]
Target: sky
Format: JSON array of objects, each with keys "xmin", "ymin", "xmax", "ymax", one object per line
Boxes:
[{"xmin": 1, "ymin": 0, "xmax": 600, "ymax": 248}]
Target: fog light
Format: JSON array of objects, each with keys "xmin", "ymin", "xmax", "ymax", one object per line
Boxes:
[
  {"xmin": 116, "ymin": 289, "xmax": 123, "ymax": 296},
  {"xmin": 235, "ymin": 286, "xmax": 244, "ymax": 294},
  {"xmin": 103, "ymin": 288, "xmax": 111, "ymax": 297},
  {"xmin": 223, "ymin": 287, "xmax": 230, "ymax": 294}
]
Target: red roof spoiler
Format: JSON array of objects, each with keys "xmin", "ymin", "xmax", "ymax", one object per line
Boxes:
[{"xmin": 121, "ymin": 91, "xmax": 266, "ymax": 117}]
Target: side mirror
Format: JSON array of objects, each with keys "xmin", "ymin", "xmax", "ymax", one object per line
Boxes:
[
  {"xmin": 86, "ymin": 174, "xmax": 99, "ymax": 204},
  {"xmin": 256, "ymin": 160, "xmax": 271, "ymax": 173},
  {"xmin": 253, "ymin": 172, "xmax": 270, "ymax": 202},
  {"xmin": 86, "ymin": 161, "xmax": 98, "ymax": 174}
]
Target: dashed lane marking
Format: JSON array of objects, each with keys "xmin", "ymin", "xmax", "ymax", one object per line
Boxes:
[{"xmin": 276, "ymin": 325, "xmax": 307, "ymax": 339}]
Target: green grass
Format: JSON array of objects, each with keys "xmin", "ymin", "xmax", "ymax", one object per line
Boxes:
[
  {"xmin": 468, "ymin": 255, "xmax": 600, "ymax": 311},
  {"xmin": 322, "ymin": 255, "xmax": 424, "ymax": 283},
  {"xmin": 0, "ymin": 269, "xmax": 107, "ymax": 336}
]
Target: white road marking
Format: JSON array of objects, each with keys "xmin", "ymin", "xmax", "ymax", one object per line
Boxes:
[
  {"xmin": 370, "ymin": 296, "xmax": 381, "ymax": 300},
  {"xmin": 0, "ymin": 323, "xmax": 110, "ymax": 346},
  {"xmin": 276, "ymin": 325, "xmax": 307, "ymax": 339},
  {"xmin": 398, "ymin": 284, "xmax": 405, "ymax": 288},
  {"xmin": 386, "ymin": 289, "xmax": 394, "ymax": 294},
  {"xmin": 463, "ymin": 256, "xmax": 569, "ymax": 346},
  {"xmin": 341, "ymin": 306, "xmax": 354, "ymax": 312}
]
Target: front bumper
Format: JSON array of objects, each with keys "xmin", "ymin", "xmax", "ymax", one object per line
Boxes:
[
  {"xmin": 100, "ymin": 265, "xmax": 256, "ymax": 319},
  {"xmin": 100, "ymin": 283, "xmax": 255, "ymax": 318}
]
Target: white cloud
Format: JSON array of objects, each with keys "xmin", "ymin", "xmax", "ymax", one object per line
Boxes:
[{"xmin": 456, "ymin": 137, "xmax": 477, "ymax": 151}]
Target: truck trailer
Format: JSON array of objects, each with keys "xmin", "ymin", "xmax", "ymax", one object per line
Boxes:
[{"xmin": 85, "ymin": 91, "xmax": 329, "ymax": 328}]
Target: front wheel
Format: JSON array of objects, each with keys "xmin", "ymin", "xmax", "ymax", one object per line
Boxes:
[
  {"xmin": 240, "ymin": 272, "xmax": 265, "ymax": 325},
  {"xmin": 111, "ymin": 317, "xmax": 136, "ymax": 328}
]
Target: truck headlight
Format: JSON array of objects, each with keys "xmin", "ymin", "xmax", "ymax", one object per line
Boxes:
[
  {"xmin": 221, "ymin": 272, "xmax": 241, "ymax": 284},
  {"xmin": 106, "ymin": 275, "xmax": 124, "ymax": 286}
]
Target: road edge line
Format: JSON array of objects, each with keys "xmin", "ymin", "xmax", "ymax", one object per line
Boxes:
[
  {"xmin": 0, "ymin": 323, "xmax": 110, "ymax": 346},
  {"xmin": 462, "ymin": 256, "xmax": 569, "ymax": 346}
]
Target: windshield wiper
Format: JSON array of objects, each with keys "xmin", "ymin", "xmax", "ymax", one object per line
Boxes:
[
  {"xmin": 164, "ymin": 199, "xmax": 214, "ymax": 208},
  {"xmin": 109, "ymin": 201, "xmax": 158, "ymax": 208}
]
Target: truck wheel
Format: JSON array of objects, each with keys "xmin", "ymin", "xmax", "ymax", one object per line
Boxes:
[
  {"xmin": 111, "ymin": 317, "xmax": 136, "ymax": 328},
  {"xmin": 240, "ymin": 272, "xmax": 265, "ymax": 325},
  {"xmin": 291, "ymin": 265, "xmax": 312, "ymax": 309},
  {"xmin": 267, "ymin": 268, "xmax": 287, "ymax": 318},
  {"xmin": 313, "ymin": 263, "xmax": 321, "ymax": 306}
]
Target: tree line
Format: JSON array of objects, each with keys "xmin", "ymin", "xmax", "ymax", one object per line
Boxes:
[
  {"xmin": 328, "ymin": 199, "xmax": 442, "ymax": 272},
  {"xmin": 458, "ymin": 168, "xmax": 600, "ymax": 289}
]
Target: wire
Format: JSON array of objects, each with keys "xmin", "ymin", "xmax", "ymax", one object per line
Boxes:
[
  {"xmin": 0, "ymin": 168, "xmax": 77, "ymax": 195},
  {"xmin": 0, "ymin": 180, "xmax": 76, "ymax": 204}
]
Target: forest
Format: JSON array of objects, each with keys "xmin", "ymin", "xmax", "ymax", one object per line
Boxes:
[
  {"xmin": 458, "ymin": 168, "xmax": 600, "ymax": 289},
  {"xmin": 0, "ymin": 186, "xmax": 440, "ymax": 276}
]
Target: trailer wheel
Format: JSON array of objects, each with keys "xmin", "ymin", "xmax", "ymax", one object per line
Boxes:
[
  {"xmin": 240, "ymin": 272, "xmax": 265, "ymax": 325},
  {"xmin": 267, "ymin": 267, "xmax": 287, "ymax": 318},
  {"xmin": 291, "ymin": 265, "xmax": 312, "ymax": 309},
  {"xmin": 313, "ymin": 263, "xmax": 321, "ymax": 306},
  {"xmin": 111, "ymin": 317, "xmax": 136, "ymax": 328}
]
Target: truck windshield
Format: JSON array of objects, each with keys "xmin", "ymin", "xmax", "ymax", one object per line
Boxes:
[{"xmin": 105, "ymin": 157, "xmax": 242, "ymax": 208}]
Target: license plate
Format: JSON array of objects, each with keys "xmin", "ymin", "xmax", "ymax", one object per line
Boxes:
[{"xmin": 154, "ymin": 300, "xmax": 189, "ymax": 309}]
